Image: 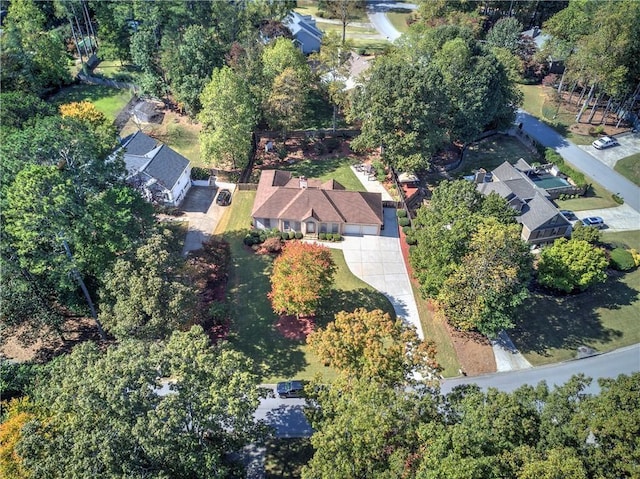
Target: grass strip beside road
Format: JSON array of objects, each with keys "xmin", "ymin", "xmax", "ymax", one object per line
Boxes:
[
  {"xmin": 554, "ymin": 179, "xmax": 619, "ymax": 211},
  {"xmin": 614, "ymin": 153, "xmax": 640, "ymax": 186}
]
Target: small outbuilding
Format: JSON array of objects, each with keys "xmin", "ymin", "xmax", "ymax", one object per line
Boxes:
[{"xmin": 133, "ymin": 101, "xmax": 163, "ymax": 124}]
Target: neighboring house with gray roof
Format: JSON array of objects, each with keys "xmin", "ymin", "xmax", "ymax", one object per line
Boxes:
[
  {"xmin": 252, "ymin": 170, "xmax": 383, "ymax": 236},
  {"xmin": 475, "ymin": 160, "xmax": 572, "ymax": 245},
  {"xmin": 283, "ymin": 11, "xmax": 323, "ymax": 54},
  {"xmin": 117, "ymin": 131, "xmax": 192, "ymax": 206}
]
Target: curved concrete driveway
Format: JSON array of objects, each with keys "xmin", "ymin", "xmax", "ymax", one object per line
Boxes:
[
  {"xmin": 366, "ymin": 1, "xmax": 417, "ymax": 41},
  {"xmin": 517, "ymin": 110, "xmax": 640, "ymax": 212},
  {"xmin": 322, "ymin": 208, "xmax": 425, "ymax": 339}
]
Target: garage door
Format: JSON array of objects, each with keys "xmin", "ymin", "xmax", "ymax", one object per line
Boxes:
[
  {"xmin": 343, "ymin": 224, "xmax": 361, "ymax": 235},
  {"xmin": 362, "ymin": 225, "xmax": 378, "ymax": 236}
]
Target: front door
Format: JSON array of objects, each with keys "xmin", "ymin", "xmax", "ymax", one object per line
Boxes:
[{"xmin": 306, "ymin": 221, "xmax": 316, "ymax": 233}]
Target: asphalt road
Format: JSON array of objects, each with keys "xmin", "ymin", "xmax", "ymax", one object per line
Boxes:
[
  {"xmin": 255, "ymin": 345, "xmax": 639, "ymax": 437},
  {"xmin": 516, "ymin": 110, "xmax": 640, "ymax": 213},
  {"xmin": 366, "ymin": 1, "xmax": 417, "ymax": 41},
  {"xmin": 442, "ymin": 344, "xmax": 640, "ymax": 395}
]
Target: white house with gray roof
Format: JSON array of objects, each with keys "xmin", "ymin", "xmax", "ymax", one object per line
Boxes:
[
  {"xmin": 475, "ymin": 160, "xmax": 572, "ymax": 245},
  {"xmin": 283, "ymin": 11, "xmax": 323, "ymax": 54},
  {"xmin": 117, "ymin": 131, "xmax": 192, "ymax": 206}
]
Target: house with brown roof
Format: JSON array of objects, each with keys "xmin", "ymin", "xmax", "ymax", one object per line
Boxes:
[
  {"xmin": 475, "ymin": 160, "xmax": 572, "ymax": 245},
  {"xmin": 252, "ymin": 170, "xmax": 384, "ymax": 236}
]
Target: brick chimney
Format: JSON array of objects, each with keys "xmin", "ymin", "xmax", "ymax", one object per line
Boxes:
[{"xmin": 299, "ymin": 176, "xmax": 308, "ymax": 189}]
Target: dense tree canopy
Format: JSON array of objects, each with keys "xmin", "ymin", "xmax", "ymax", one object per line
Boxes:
[
  {"xmin": 350, "ymin": 54, "xmax": 450, "ymax": 172},
  {"xmin": 308, "ymin": 308, "xmax": 439, "ymax": 385},
  {"xmin": 304, "ymin": 373, "xmax": 640, "ymax": 479},
  {"xmin": 0, "ymin": 0, "xmax": 70, "ymax": 96},
  {"xmin": 438, "ymin": 218, "xmax": 532, "ymax": 337},
  {"xmin": 410, "ymin": 180, "xmax": 529, "ymax": 336},
  {"xmin": 99, "ymin": 230, "xmax": 197, "ymax": 340},
  {"xmin": 351, "ymin": 26, "xmax": 520, "ymax": 171},
  {"xmin": 15, "ymin": 327, "xmax": 263, "ymax": 478}
]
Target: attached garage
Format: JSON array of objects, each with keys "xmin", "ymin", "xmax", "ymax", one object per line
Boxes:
[
  {"xmin": 343, "ymin": 224, "xmax": 379, "ymax": 236},
  {"xmin": 362, "ymin": 225, "xmax": 379, "ymax": 235},
  {"xmin": 343, "ymin": 224, "xmax": 361, "ymax": 235}
]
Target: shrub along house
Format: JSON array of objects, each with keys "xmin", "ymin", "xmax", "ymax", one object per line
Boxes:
[
  {"xmin": 116, "ymin": 131, "xmax": 192, "ymax": 206},
  {"xmin": 251, "ymin": 170, "xmax": 383, "ymax": 236},
  {"xmin": 475, "ymin": 160, "xmax": 572, "ymax": 245}
]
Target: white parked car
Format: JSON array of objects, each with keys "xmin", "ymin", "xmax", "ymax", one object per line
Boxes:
[{"xmin": 592, "ymin": 136, "xmax": 618, "ymax": 149}]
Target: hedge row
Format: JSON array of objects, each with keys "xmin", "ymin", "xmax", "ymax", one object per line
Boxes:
[
  {"xmin": 243, "ymin": 228, "xmax": 302, "ymax": 246},
  {"xmin": 544, "ymin": 148, "xmax": 587, "ymax": 188}
]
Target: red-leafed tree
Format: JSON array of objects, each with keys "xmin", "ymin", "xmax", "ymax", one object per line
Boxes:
[{"xmin": 269, "ymin": 242, "xmax": 336, "ymax": 318}]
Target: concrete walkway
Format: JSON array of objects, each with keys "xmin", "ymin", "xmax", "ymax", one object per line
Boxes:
[
  {"xmin": 350, "ymin": 165, "xmax": 394, "ymax": 201},
  {"xmin": 320, "ymin": 208, "xmax": 424, "ymax": 339},
  {"xmin": 492, "ymin": 331, "xmax": 532, "ymax": 372}
]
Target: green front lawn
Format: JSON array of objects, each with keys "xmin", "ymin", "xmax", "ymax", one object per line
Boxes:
[
  {"xmin": 48, "ymin": 84, "xmax": 133, "ymax": 121},
  {"xmin": 215, "ymin": 190, "xmax": 394, "ymax": 382},
  {"xmin": 452, "ymin": 134, "xmax": 539, "ymax": 176},
  {"xmin": 386, "ymin": 11, "xmax": 412, "ymax": 33},
  {"xmin": 511, "ymin": 267, "xmax": 640, "ymax": 365},
  {"xmin": 554, "ymin": 180, "xmax": 618, "ymax": 211},
  {"xmin": 280, "ymin": 157, "xmax": 365, "ymax": 192},
  {"xmin": 92, "ymin": 59, "xmax": 141, "ymax": 83},
  {"xmin": 411, "ymin": 281, "xmax": 460, "ymax": 377},
  {"xmin": 614, "ymin": 153, "xmax": 640, "ymax": 186},
  {"xmin": 601, "ymin": 231, "xmax": 640, "ymax": 251},
  {"xmin": 511, "ymin": 232, "xmax": 640, "ymax": 365}
]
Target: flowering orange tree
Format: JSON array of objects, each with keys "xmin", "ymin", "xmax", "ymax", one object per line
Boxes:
[{"xmin": 269, "ymin": 241, "xmax": 335, "ymax": 318}]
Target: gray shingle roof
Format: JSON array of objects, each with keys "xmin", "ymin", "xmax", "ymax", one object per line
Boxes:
[
  {"xmin": 142, "ymin": 145, "xmax": 189, "ymax": 190},
  {"xmin": 519, "ymin": 193, "xmax": 570, "ymax": 231},
  {"xmin": 122, "ymin": 131, "xmax": 159, "ymax": 156}
]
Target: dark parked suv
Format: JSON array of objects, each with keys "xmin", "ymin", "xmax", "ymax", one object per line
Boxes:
[
  {"xmin": 276, "ymin": 380, "xmax": 305, "ymax": 398},
  {"xmin": 216, "ymin": 189, "xmax": 232, "ymax": 206}
]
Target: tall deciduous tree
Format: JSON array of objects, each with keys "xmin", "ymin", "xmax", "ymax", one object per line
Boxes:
[
  {"xmin": 198, "ymin": 66, "xmax": 257, "ymax": 170},
  {"xmin": 0, "ymin": 0, "xmax": 70, "ymax": 95},
  {"xmin": 269, "ymin": 242, "xmax": 336, "ymax": 318},
  {"xmin": 303, "ymin": 376, "xmax": 440, "ymax": 479},
  {"xmin": 160, "ymin": 24, "xmax": 223, "ymax": 115},
  {"xmin": 99, "ymin": 230, "xmax": 197, "ymax": 340},
  {"xmin": 536, "ymin": 238, "xmax": 608, "ymax": 293},
  {"xmin": 17, "ymin": 327, "xmax": 263, "ymax": 478},
  {"xmin": 410, "ymin": 180, "xmax": 485, "ymax": 297},
  {"xmin": 486, "ymin": 17, "xmax": 523, "ymax": 53},
  {"xmin": 321, "ymin": 0, "xmax": 366, "ymax": 44},
  {"xmin": 437, "ymin": 218, "xmax": 532, "ymax": 336},
  {"xmin": 261, "ymin": 37, "xmax": 311, "ymax": 85},
  {"xmin": 308, "ymin": 308, "xmax": 439, "ymax": 385},
  {"xmin": 0, "ymin": 398, "xmax": 35, "ymax": 479},
  {"xmin": 265, "ymin": 67, "xmax": 309, "ymax": 134},
  {"xmin": 350, "ymin": 54, "xmax": 450, "ymax": 172}
]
